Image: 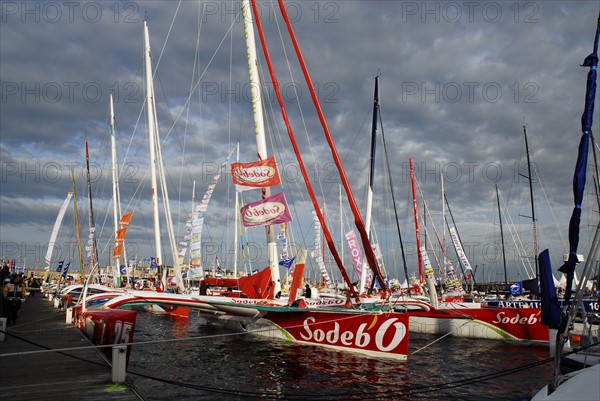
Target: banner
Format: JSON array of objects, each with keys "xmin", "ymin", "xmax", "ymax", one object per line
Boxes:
[
  {"xmin": 231, "ymin": 156, "xmax": 281, "ymax": 191},
  {"xmin": 449, "ymin": 226, "xmax": 473, "ymax": 271},
  {"xmin": 345, "ymin": 229, "xmax": 363, "ymax": 279},
  {"xmin": 240, "ymin": 192, "xmax": 292, "ymax": 228}
]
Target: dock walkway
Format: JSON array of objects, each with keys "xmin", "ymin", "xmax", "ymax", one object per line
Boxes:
[{"xmin": 0, "ymin": 293, "xmax": 142, "ymax": 401}]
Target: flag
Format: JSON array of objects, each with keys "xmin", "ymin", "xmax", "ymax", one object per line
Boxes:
[
  {"xmin": 120, "ymin": 264, "xmax": 127, "ymax": 275},
  {"xmin": 119, "ymin": 211, "xmax": 134, "ymax": 227},
  {"xmin": 61, "ymin": 261, "xmax": 71, "ymax": 277},
  {"xmin": 113, "ymin": 244, "xmax": 123, "ymax": 260},
  {"xmin": 55, "ymin": 260, "xmax": 64, "ymax": 272},
  {"xmin": 240, "ymin": 192, "xmax": 292, "ymax": 228},
  {"xmin": 150, "ymin": 257, "xmax": 157, "ymax": 268},
  {"xmin": 231, "ymin": 156, "xmax": 281, "ymax": 190},
  {"xmin": 279, "ymin": 256, "xmax": 296, "ymax": 269},
  {"xmin": 509, "ymin": 281, "xmax": 523, "ymax": 295},
  {"xmin": 115, "ymin": 227, "xmax": 128, "ymax": 243}
]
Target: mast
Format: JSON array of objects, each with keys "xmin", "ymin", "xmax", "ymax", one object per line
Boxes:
[
  {"xmin": 70, "ymin": 169, "xmax": 85, "ymax": 277},
  {"xmin": 359, "ymin": 76, "xmax": 379, "ymax": 294},
  {"xmin": 109, "ymin": 93, "xmax": 124, "ymax": 286},
  {"xmin": 143, "ymin": 19, "xmax": 163, "ymax": 271},
  {"xmin": 234, "ymin": 144, "xmax": 240, "ymax": 278},
  {"xmin": 410, "ymin": 158, "xmax": 424, "ymax": 285},
  {"xmin": 275, "ymin": 0, "xmax": 387, "ymax": 292},
  {"xmin": 250, "ymin": 0, "xmax": 360, "ymax": 301},
  {"xmin": 522, "ymin": 124, "xmax": 539, "ymax": 279},
  {"xmin": 84, "ymin": 138, "xmax": 99, "ymax": 281},
  {"xmin": 496, "ymin": 184, "xmax": 508, "ymax": 285},
  {"xmin": 241, "ymin": 0, "xmax": 280, "ymax": 295}
]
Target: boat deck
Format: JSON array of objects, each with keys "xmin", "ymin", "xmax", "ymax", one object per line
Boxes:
[{"xmin": 0, "ymin": 293, "xmax": 142, "ymax": 401}]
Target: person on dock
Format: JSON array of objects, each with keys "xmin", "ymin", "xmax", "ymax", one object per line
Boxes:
[{"xmin": 3, "ymin": 274, "xmax": 27, "ymax": 326}]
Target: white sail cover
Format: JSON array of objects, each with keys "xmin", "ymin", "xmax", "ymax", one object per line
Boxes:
[
  {"xmin": 44, "ymin": 192, "xmax": 74, "ymax": 269},
  {"xmin": 449, "ymin": 226, "xmax": 473, "ymax": 271}
]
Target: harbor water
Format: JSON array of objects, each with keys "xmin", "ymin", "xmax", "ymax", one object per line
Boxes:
[{"xmin": 125, "ymin": 309, "xmax": 553, "ymax": 400}]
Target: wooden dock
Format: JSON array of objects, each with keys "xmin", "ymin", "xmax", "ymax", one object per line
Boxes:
[{"xmin": 0, "ymin": 293, "xmax": 142, "ymax": 401}]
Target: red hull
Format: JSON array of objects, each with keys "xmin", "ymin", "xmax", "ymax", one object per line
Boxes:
[{"xmin": 78, "ymin": 308, "xmax": 137, "ymax": 366}]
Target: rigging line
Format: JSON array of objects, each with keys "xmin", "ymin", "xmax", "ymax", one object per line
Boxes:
[
  {"xmin": 415, "ymin": 179, "xmax": 450, "ymax": 282},
  {"xmin": 159, "ymin": 13, "xmax": 239, "ymax": 144},
  {"xmin": 379, "ymin": 102, "xmax": 410, "ymax": 287},
  {"xmin": 498, "ymin": 189, "xmax": 535, "ymax": 278},
  {"xmin": 270, "ymin": 3, "xmax": 329, "ymax": 200}
]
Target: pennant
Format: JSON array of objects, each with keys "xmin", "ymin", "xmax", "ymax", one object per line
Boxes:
[
  {"xmin": 115, "ymin": 227, "xmax": 128, "ymax": 243},
  {"xmin": 113, "ymin": 244, "xmax": 123, "ymax": 260},
  {"xmin": 231, "ymin": 156, "xmax": 281, "ymax": 190},
  {"xmin": 240, "ymin": 192, "xmax": 292, "ymax": 228},
  {"xmin": 119, "ymin": 211, "xmax": 134, "ymax": 227}
]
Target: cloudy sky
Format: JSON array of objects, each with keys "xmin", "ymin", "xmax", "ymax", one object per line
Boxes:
[{"xmin": 1, "ymin": 1, "xmax": 599, "ymax": 284}]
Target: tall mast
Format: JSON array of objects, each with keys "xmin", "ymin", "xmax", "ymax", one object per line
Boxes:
[
  {"xmin": 234, "ymin": 143, "xmax": 240, "ymax": 278},
  {"xmin": 85, "ymin": 138, "xmax": 99, "ymax": 281},
  {"xmin": 496, "ymin": 184, "xmax": 508, "ymax": 285},
  {"xmin": 410, "ymin": 158, "xmax": 424, "ymax": 285},
  {"xmin": 144, "ymin": 19, "xmax": 163, "ymax": 269},
  {"xmin": 359, "ymin": 76, "xmax": 379, "ymax": 294},
  {"xmin": 522, "ymin": 124, "xmax": 539, "ymax": 279},
  {"xmin": 71, "ymin": 169, "xmax": 85, "ymax": 277},
  {"xmin": 242, "ymin": 0, "xmax": 280, "ymax": 295},
  {"xmin": 109, "ymin": 93, "xmax": 124, "ymax": 286}
]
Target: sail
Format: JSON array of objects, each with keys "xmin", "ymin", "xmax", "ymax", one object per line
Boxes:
[
  {"xmin": 559, "ymin": 15, "xmax": 599, "ymax": 302},
  {"xmin": 44, "ymin": 192, "xmax": 74, "ymax": 269}
]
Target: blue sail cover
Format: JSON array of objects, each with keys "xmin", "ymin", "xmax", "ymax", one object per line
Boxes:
[
  {"xmin": 539, "ymin": 249, "xmax": 561, "ymax": 329},
  {"xmin": 558, "ymin": 16, "xmax": 599, "ymax": 302}
]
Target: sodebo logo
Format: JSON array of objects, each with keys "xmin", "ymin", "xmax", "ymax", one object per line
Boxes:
[
  {"xmin": 493, "ymin": 312, "xmax": 538, "ymax": 325},
  {"xmin": 299, "ymin": 316, "xmax": 407, "ymax": 352}
]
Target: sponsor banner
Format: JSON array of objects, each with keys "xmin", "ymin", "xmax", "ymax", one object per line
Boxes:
[
  {"xmin": 345, "ymin": 230, "xmax": 363, "ymax": 278},
  {"xmin": 231, "ymin": 156, "xmax": 281, "ymax": 190},
  {"xmin": 240, "ymin": 192, "xmax": 292, "ymax": 228}
]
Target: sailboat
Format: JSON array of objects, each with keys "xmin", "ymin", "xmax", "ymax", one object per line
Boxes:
[
  {"xmin": 532, "ymin": 13, "xmax": 600, "ymax": 400},
  {"xmin": 354, "ymin": 76, "xmax": 549, "ymax": 342},
  {"xmin": 99, "ymin": 0, "xmax": 410, "ymax": 360}
]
